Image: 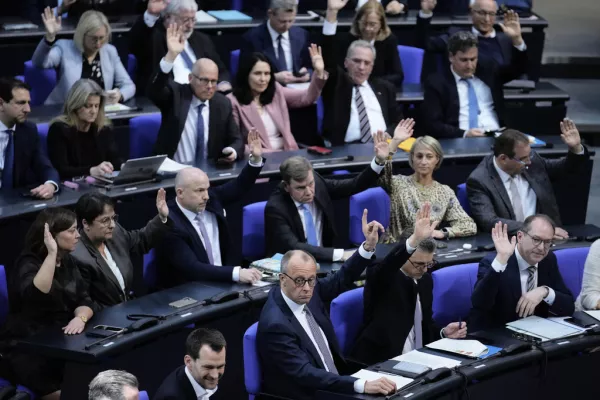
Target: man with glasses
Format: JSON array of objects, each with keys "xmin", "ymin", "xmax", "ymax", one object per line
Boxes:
[
  {"xmin": 258, "ymin": 208, "xmax": 398, "ymax": 399},
  {"xmin": 351, "ymin": 203, "xmax": 467, "ymax": 365},
  {"xmin": 471, "ymin": 217, "xmax": 575, "ymax": 331},
  {"xmin": 149, "ymin": 23, "xmax": 244, "ymax": 166},
  {"xmin": 467, "ymin": 122, "xmax": 587, "ymax": 237}
]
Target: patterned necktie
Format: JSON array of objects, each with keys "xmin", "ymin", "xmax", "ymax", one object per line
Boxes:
[
  {"xmin": 299, "ymin": 204, "xmax": 318, "ymax": 246},
  {"xmin": 304, "ymin": 306, "xmax": 338, "ymax": 374},
  {"xmin": 526, "ymin": 266, "xmax": 536, "ymax": 292},
  {"xmin": 1, "ymin": 129, "xmax": 14, "ymax": 190},
  {"xmin": 354, "ymin": 85, "xmax": 372, "ymax": 143},
  {"xmin": 276, "ymin": 34, "xmax": 288, "ymax": 72},
  {"xmin": 509, "ymin": 177, "xmax": 525, "ymax": 222},
  {"xmin": 195, "ymin": 103, "xmax": 206, "ymax": 166},
  {"xmin": 195, "ymin": 213, "xmax": 214, "ymax": 264},
  {"xmin": 463, "ymin": 78, "xmax": 480, "ymax": 129}
]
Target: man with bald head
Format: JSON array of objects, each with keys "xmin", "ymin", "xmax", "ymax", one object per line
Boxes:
[
  {"xmin": 156, "ymin": 131, "xmax": 264, "ymax": 288},
  {"xmin": 149, "ymin": 23, "xmax": 243, "ymax": 166}
]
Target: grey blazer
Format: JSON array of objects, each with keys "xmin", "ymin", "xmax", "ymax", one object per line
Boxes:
[{"xmin": 32, "ymin": 38, "xmax": 136, "ymax": 105}]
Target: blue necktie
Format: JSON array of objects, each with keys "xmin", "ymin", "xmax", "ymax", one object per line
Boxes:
[
  {"xmin": 276, "ymin": 34, "xmax": 288, "ymax": 72},
  {"xmin": 180, "ymin": 50, "xmax": 195, "ymax": 71},
  {"xmin": 299, "ymin": 204, "xmax": 318, "ymax": 246},
  {"xmin": 195, "ymin": 103, "xmax": 206, "ymax": 166},
  {"xmin": 463, "ymin": 78, "xmax": 480, "ymax": 129},
  {"xmin": 1, "ymin": 130, "xmax": 14, "ymax": 190}
]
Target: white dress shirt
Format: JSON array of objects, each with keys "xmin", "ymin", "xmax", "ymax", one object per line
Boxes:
[
  {"xmin": 492, "ymin": 157, "xmax": 537, "ymax": 220},
  {"xmin": 101, "ymin": 246, "xmax": 126, "ymax": 292},
  {"xmin": 266, "ymin": 20, "xmax": 293, "ymax": 72},
  {"xmin": 490, "ymin": 247, "xmax": 556, "ymax": 305},
  {"xmin": 176, "ymin": 198, "xmax": 240, "ymax": 281},
  {"xmin": 184, "ymin": 365, "xmax": 217, "ymax": 399}
]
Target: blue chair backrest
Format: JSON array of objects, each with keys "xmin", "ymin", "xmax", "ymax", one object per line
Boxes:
[
  {"xmin": 0, "ymin": 265, "xmax": 7, "ymax": 326},
  {"xmin": 243, "ymin": 322, "xmax": 261, "ymax": 398},
  {"xmin": 230, "ymin": 49, "xmax": 241, "ymax": 81},
  {"xmin": 139, "ymin": 390, "xmax": 149, "ymax": 400},
  {"xmin": 37, "ymin": 122, "xmax": 50, "ymax": 158},
  {"xmin": 129, "ymin": 113, "xmax": 161, "ymax": 159},
  {"xmin": 127, "ymin": 54, "xmax": 137, "ymax": 80},
  {"xmin": 456, "ymin": 183, "xmax": 471, "ymax": 216},
  {"xmin": 555, "ymin": 247, "xmax": 589, "ymax": 299},
  {"xmin": 231, "ymin": 0, "xmax": 243, "ymax": 10},
  {"xmin": 143, "ymin": 249, "xmax": 157, "ymax": 291},
  {"xmin": 24, "ymin": 60, "xmax": 57, "ymax": 106},
  {"xmin": 242, "ymin": 201, "xmax": 267, "ymax": 260},
  {"xmin": 316, "ymin": 96, "xmax": 324, "ymax": 134},
  {"xmin": 432, "ymin": 263, "xmax": 479, "ymax": 327},
  {"xmin": 397, "ymin": 45, "xmax": 425, "ymax": 84},
  {"xmin": 330, "ymin": 287, "xmax": 364, "ymax": 356},
  {"xmin": 349, "ymin": 187, "xmax": 390, "ymax": 245}
]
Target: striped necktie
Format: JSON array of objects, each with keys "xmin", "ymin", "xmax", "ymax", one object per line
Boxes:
[
  {"xmin": 526, "ymin": 266, "xmax": 536, "ymax": 292},
  {"xmin": 304, "ymin": 306, "xmax": 338, "ymax": 374},
  {"xmin": 354, "ymin": 85, "xmax": 372, "ymax": 143}
]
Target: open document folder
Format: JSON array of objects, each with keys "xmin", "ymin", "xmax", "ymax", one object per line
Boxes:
[
  {"xmin": 506, "ymin": 316, "xmax": 586, "ymax": 342},
  {"xmin": 351, "ymin": 369, "xmax": 413, "ymax": 391}
]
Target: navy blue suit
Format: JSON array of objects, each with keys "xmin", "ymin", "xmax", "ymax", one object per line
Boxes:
[
  {"xmin": 156, "ymin": 161, "xmax": 263, "ymax": 287},
  {"xmin": 470, "ymin": 251, "xmax": 575, "ymax": 332},
  {"xmin": 8, "ymin": 121, "xmax": 59, "ymax": 189},
  {"xmin": 240, "ymin": 22, "xmax": 312, "ymax": 75},
  {"xmin": 258, "ymin": 252, "xmax": 373, "ymax": 400}
]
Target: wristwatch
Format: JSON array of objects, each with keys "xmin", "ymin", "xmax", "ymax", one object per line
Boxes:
[
  {"xmin": 441, "ymin": 228, "xmax": 450, "ymax": 240},
  {"xmin": 79, "ymin": 315, "xmax": 88, "ymax": 324}
]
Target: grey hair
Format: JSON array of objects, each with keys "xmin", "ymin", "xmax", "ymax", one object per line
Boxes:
[
  {"xmin": 269, "ymin": 0, "xmax": 298, "ymax": 12},
  {"xmin": 417, "ymin": 238, "xmax": 437, "ymax": 254},
  {"xmin": 447, "ymin": 31, "xmax": 478, "ymax": 55},
  {"xmin": 408, "ymin": 136, "xmax": 444, "ymax": 171},
  {"xmin": 73, "ymin": 10, "xmax": 111, "ymax": 53},
  {"xmin": 279, "ymin": 156, "xmax": 313, "ymax": 184},
  {"xmin": 281, "ymin": 250, "xmax": 317, "ymax": 274},
  {"xmin": 346, "ymin": 39, "xmax": 377, "ymax": 60},
  {"xmin": 162, "ymin": 0, "xmax": 198, "ymax": 18},
  {"xmin": 88, "ymin": 370, "xmax": 138, "ymax": 400}
]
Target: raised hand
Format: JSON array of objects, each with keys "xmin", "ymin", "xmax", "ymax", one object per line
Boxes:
[
  {"xmin": 385, "ymin": 0, "xmax": 405, "ymax": 15},
  {"xmin": 328, "ymin": 0, "xmax": 349, "ymax": 12},
  {"xmin": 308, "ymin": 44, "xmax": 325, "ymax": 78},
  {"xmin": 156, "ymin": 188, "xmax": 169, "ymax": 221},
  {"xmin": 410, "ymin": 202, "xmax": 439, "ymax": 246},
  {"xmin": 492, "ymin": 222, "xmax": 516, "ymax": 264},
  {"xmin": 148, "ymin": 0, "xmax": 169, "ymax": 16},
  {"xmin": 421, "ymin": 0, "xmax": 437, "ymax": 14},
  {"xmin": 391, "ymin": 118, "xmax": 415, "ymax": 147},
  {"xmin": 499, "ymin": 10, "xmax": 523, "ymax": 45},
  {"xmin": 362, "ymin": 209, "xmax": 385, "ymax": 251},
  {"xmin": 165, "ymin": 23, "xmax": 185, "ymax": 62},
  {"xmin": 559, "ymin": 118, "xmax": 583, "ymax": 153},
  {"xmin": 247, "ymin": 127, "xmax": 263, "ymax": 161},
  {"xmin": 57, "ymin": 0, "xmax": 77, "ymax": 14},
  {"xmin": 44, "ymin": 223, "xmax": 58, "ymax": 255},
  {"xmin": 373, "ymin": 130, "xmax": 390, "ymax": 164},
  {"xmin": 41, "ymin": 7, "xmax": 62, "ymax": 42}
]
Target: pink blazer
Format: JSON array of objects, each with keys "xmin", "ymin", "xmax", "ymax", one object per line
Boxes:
[{"xmin": 227, "ymin": 74, "xmax": 327, "ymax": 153}]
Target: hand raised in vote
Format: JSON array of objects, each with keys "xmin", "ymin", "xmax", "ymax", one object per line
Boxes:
[
  {"xmin": 373, "ymin": 130, "xmax": 390, "ymax": 165},
  {"xmin": 364, "ymin": 377, "xmax": 397, "ymax": 395},
  {"xmin": 390, "ymin": 118, "xmax": 415, "ymax": 150},
  {"xmin": 327, "ymin": 0, "xmax": 349, "ymax": 12},
  {"xmin": 499, "ymin": 10, "xmax": 523, "ymax": 46},
  {"xmin": 444, "ymin": 322, "xmax": 467, "ymax": 339},
  {"xmin": 308, "ymin": 44, "xmax": 325, "ymax": 78},
  {"xmin": 43, "ymin": 223, "xmax": 58, "ymax": 255},
  {"xmin": 165, "ymin": 23, "xmax": 185, "ymax": 62},
  {"xmin": 491, "ymin": 222, "xmax": 516, "ymax": 265},
  {"xmin": 247, "ymin": 127, "xmax": 263, "ymax": 161},
  {"xmin": 420, "ymin": 0, "xmax": 437, "ymax": 13},
  {"xmin": 41, "ymin": 7, "xmax": 62, "ymax": 42},
  {"xmin": 385, "ymin": 0, "xmax": 405, "ymax": 15},
  {"xmin": 559, "ymin": 118, "xmax": 583, "ymax": 153},
  {"xmin": 408, "ymin": 202, "xmax": 439, "ymax": 248},
  {"xmin": 148, "ymin": 0, "xmax": 169, "ymax": 16},
  {"xmin": 362, "ymin": 209, "xmax": 385, "ymax": 251},
  {"xmin": 156, "ymin": 188, "xmax": 169, "ymax": 221}
]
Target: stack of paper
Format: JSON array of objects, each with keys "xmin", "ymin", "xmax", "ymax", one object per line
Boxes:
[
  {"xmin": 506, "ymin": 316, "xmax": 585, "ymax": 342},
  {"xmin": 158, "ymin": 158, "xmax": 188, "ymax": 173},
  {"xmin": 392, "ymin": 350, "xmax": 462, "ymax": 369},
  {"xmin": 426, "ymin": 338, "xmax": 489, "ymax": 358},
  {"xmin": 104, "ymin": 103, "xmax": 133, "ymax": 113},
  {"xmin": 352, "ymin": 369, "xmax": 413, "ymax": 391},
  {"xmin": 195, "ymin": 10, "xmax": 217, "ymax": 23}
]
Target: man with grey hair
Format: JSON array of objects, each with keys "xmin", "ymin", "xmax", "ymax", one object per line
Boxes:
[
  {"xmin": 88, "ymin": 370, "xmax": 139, "ymax": 400},
  {"xmin": 319, "ymin": 0, "xmax": 403, "ymax": 146},
  {"xmin": 351, "ymin": 203, "xmax": 467, "ymax": 365},
  {"xmin": 129, "ymin": 0, "xmax": 230, "ymax": 92}
]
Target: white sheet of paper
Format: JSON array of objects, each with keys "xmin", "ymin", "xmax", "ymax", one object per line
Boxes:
[
  {"xmin": 104, "ymin": 103, "xmax": 133, "ymax": 113},
  {"xmin": 351, "ymin": 369, "xmax": 413, "ymax": 391},
  {"xmin": 158, "ymin": 158, "xmax": 189, "ymax": 173},
  {"xmin": 252, "ymin": 280, "xmax": 272, "ymax": 287},
  {"xmin": 426, "ymin": 338, "xmax": 489, "ymax": 358},
  {"xmin": 392, "ymin": 350, "xmax": 462, "ymax": 369},
  {"xmin": 584, "ymin": 310, "xmax": 600, "ymax": 322}
]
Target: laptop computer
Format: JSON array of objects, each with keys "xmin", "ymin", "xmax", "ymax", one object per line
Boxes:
[{"xmin": 94, "ymin": 155, "xmax": 167, "ymax": 187}]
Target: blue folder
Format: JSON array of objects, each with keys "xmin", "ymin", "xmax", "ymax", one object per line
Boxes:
[
  {"xmin": 479, "ymin": 345, "xmax": 503, "ymax": 359},
  {"xmin": 208, "ymin": 10, "xmax": 252, "ymax": 21}
]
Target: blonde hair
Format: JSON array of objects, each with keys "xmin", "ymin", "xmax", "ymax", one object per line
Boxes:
[
  {"xmin": 52, "ymin": 79, "xmax": 110, "ymax": 131},
  {"xmin": 350, "ymin": 0, "xmax": 391, "ymax": 42},
  {"xmin": 73, "ymin": 10, "xmax": 111, "ymax": 53},
  {"xmin": 408, "ymin": 136, "xmax": 444, "ymax": 170}
]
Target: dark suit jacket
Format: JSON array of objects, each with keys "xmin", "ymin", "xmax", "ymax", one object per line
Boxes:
[
  {"xmin": 321, "ymin": 28, "xmax": 401, "ymax": 145},
  {"xmin": 470, "ymin": 251, "xmax": 575, "ymax": 332},
  {"xmin": 154, "ymin": 365, "xmax": 225, "ymax": 400},
  {"xmin": 258, "ymin": 251, "xmax": 373, "ymax": 400},
  {"xmin": 240, "ymin": 22, "xmax": 312, "ymax": 75},
  {"xmin": 8, "ymin": 121, "xmax": 59, "ymax": 189},
  {"xmin": 265, "ymin": 164, "xmax": 381, "ymax": 261},
  {"xmin": 72, "ymin": 215, "xmax": 169, "ymax": 310},
  {"xmin": 467, "ymin": 149, "xmax": 589, "ymax": 235},
  {"xmin": 422, "ymin": 44, "xmax": 527, "ymax": 139},
  {"xmin": 156, "ymin": 161, "xmax": 264, "ymax": 288},
  {"xmin": 129, "ymin": 15, "xmax": 230, "ymax": 93},
  {"xmin": 148, "ymin": 67, "xmax": 244, "ymax": 161},
  {"xmin": 351, "ymin": 242, "xmax": 439, "ymax": 365}
]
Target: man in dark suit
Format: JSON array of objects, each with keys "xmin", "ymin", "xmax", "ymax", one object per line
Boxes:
[
  {"xmin": 421, "ymin": 15, "xmax": 528, "ymax": 139},
  {"xmin": 351, "ymin": 203, "xmax": 466, "ymax": 365},
  {"xmin": 155, "ymin": 328, "xmax": 227, "ymax": 400},
  {"xmin": 245, "ymin": 0, "xmax": 407, "ymax": 14},
  {"xmin": 129, "ymin": 0, "xmax": 231, "ymax": 93},
  {"xmin": 320, "ymin": 0, "xmax": 402, "ymax": 146},
  {"xmin": 471, "ymin": 217, "xmax": 575, "ymax": 331},
  {"xmin": 467, "ymin": 122, "xmax": 588, "ymax": 236},
  {"xmin": 156, "ymin": 130, "xmax": 264, "ymax": 288},
  {"xmin": 258, "ymin": 210, "xmax": 397, "ymax": 399},
  {"xmin": 0, "ymin": 77, "xmax": 58, "ymax": 198},
  {"xmin": 148, "ymin": 24, "xmax": 244, "ymax": 165},
  {"xmin": 265, "ymin": 131, "xmax": 390, "ymax": 262},
  {"xmin": 241, "ymin": 0, "xmax": 313, "ymax": 86}
]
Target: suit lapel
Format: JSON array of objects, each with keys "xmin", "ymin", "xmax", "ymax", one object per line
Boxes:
[
  {"xmin": 178, "ymin": 87, "xmax": 193, "ymax": 139},
  {"xmin": 289, "ymin": 28, "xmax": 301, "ymax": 73},
  {"xmin": 445, "ymin": 68, "xmax": 461, "ymax": 119},
  {"xmin": 520, "ymin": 169, "xmax": 543, "ymax": 206},
  {"xmin": 261, "ymin": 24, "xmax": 278, "ymax": 65},
  {"xmin": 281, "ymin": 190, "xmax": 306, "ymax": 242},
  {"xmin": 80, "ymin": 233, "xmax": 124, "ymax": 295},
  {"xmin": 170, "ymin": 201, "xmax": 206, "ymax": 258},
  {"xmin": 487, "ymin": 157, "xmax": 515, "ymax": 219},
  {"xmin": 207, "ymin": 98, "xmax": 217, "ymax": 158},
  {"xmin": 507, "ymin": 255, "xmax": 523, "ymax": 303},
  {"xmin": 369, "ymin": 80, "xmax": 387, "ymax": 121},
  {"xmin": 99, "ymin": 46, "xmax": 113, "ymax": 90}
]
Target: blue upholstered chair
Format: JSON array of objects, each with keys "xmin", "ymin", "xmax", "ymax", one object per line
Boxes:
[
  {"xmin": 139, "ymin": 390, "xmax": 149, "ymax": 400},
  {"xmin": 230, "ymin": 49, "xmax": 241, "ymax": 80},
  {"xmin": 348, "ymin": 187, "xmax": 390, "ymax": 245},
  {"xmin": 431, "ymin": 263, "xmax": 479, "ymax": 327},
  {"xmin": 24, "ymin": 60, "xmax": 57, "ymax": 106},
  {"xmin": 242, "ymin": 201, "xmax": 267, "ymax": 260},
  {"xmin": 330, "ymin": 287, "xmax": 364, "ymax": 356},
  {"xmin": 456, "ymin": 183, "xmax": 471, "ymax": 216},
  {"xmin": 243, "ymin": 322, "xmax": 261, "ymax": 400},
  {"xmin": 555, "ymin": 247, "xmax": 590, "ymax": 299},
  {"xmin": 37, "ymin": 122, "xmax": 50, "ymax": 158},
  {"xmin": 127, "ymin": 54, "xmax": 137, "ymax": 80},
  {"xmin": 129, "ymin": 113, "xmax": 161, "ymax": 159},
  {"xmin": 397, "ymin": 45, "xmax": 425, "ymax": 84},
  {"xmin": 143, "ymin": 249, "xmax": 157, "ymax": 292},
  {"xmin": 0, "ymin": 265, "xmax": 8, "ymax": 326}
]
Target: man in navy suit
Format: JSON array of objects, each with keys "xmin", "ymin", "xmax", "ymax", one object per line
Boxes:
[
  {"xmin": 156, "ymin": 130, "xmax": 264, "ymax": 288},
  {"xmin": 0, "ymin": 77, "xmax": 58, "ymax": 198},
  {"xmin": 258, "ymin": 209, "xmax": 397, "ymax": 399},
  {"xmin": 470, "ymin": 216, "xmax": 575, "ymax": 332}
]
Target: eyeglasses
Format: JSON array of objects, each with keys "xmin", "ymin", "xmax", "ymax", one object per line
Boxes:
[
  {"xmin": 522, "ymin": 231, "xmax": 554, "ymax": 248},
  {"xmin": 282, "ymin": 272, "xmax": 317, "ymax": 288},
  {"xmin": 192, "ymin": 74, "xmax": 218, "ymax": 86},
  {"xmin": 96, "ymin": 214, "xmax": 119, "ymax": 227},
  {"xmin": 85, "ymin": 34, "xmax": 106, "ymax": 44},
  {"xmin": 408, "ymin": 259, "xmax": 437, "ymax": 270},
  {"xmin": 472, "ymin": 9, "xmax": 497, "ymax": 18}
]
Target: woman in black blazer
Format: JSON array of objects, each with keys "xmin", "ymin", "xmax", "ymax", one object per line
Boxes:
[
  {"xmin": 47, "ymin": 78, "xmax": 122, "ymax": 180},
  {"xmin": 337, "ymin": 0, "xmax": 404, "ymax": 86}
]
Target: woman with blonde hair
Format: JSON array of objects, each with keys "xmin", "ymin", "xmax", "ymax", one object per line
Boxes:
[
  {"xmin": 32, "ymin": 8, "xmax": 135, "ymax": 105},
  {"xmin": 47, "ymin": 79, "xmax": 122, "ymax": 180},
  {"xmin": 380, "ymin": 119, "xmax": 477, "ymax": 242},
  {"xmin": 337, "ymin": 0, "xmax": 404, "ymax": 86}
]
